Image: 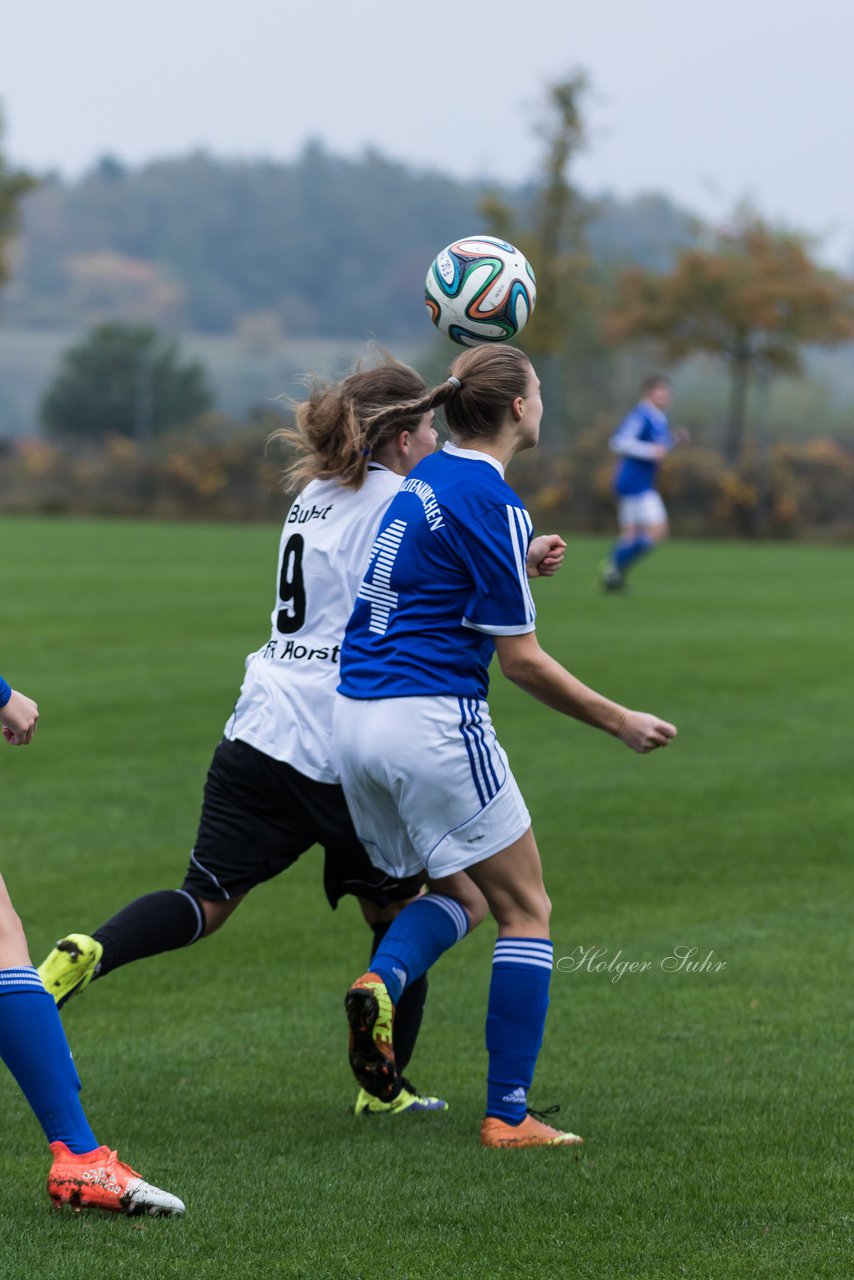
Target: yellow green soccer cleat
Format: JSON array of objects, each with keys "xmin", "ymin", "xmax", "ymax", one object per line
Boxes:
[
  {"xmin": 354, "ymin": 1078, "xmax": 448, "ymax": 1116},
  {"xmin": 345, "ymin": 971, "xmax": 397, "ymax": 1101},
  {"xmin": 38, "ymin": 934, "xmax": 103, "ymax": 1009}
]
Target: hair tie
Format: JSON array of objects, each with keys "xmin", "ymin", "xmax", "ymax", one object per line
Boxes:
[
  {"xmin": 446, "ymin": 376, "xmax": 461, "ymax": 389},
  {"xmin": 362, "ymin": 446, "xmax": 371, "ymax": 457}
]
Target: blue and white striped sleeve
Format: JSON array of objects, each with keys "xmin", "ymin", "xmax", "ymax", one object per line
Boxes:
[
  {"xmin": 610, "ymin": 409, "xmax": 662, "ymax": 460},
  {"xmin": 459, "ymin": 503, "xmax": 537, "ymax": 636}
]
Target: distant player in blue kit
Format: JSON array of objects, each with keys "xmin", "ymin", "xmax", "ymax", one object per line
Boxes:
[
  {"xmin": 600, "ymin": 375, "xmax": 687, "ymax": 592},
  {"xmin": 335, "ymin": 344, "xmax": 677, "ymax": 1148},
  {"xmin": 0, "ymin": 676, "xmax": 183, "ymax": 1215}
]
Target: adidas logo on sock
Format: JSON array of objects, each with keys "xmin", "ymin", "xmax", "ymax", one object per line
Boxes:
[{"xmin": 501, "ymin": 1087, "xmax": 528, "ymax": 1104}]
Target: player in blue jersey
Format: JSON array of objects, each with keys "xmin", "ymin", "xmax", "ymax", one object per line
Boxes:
[
  {"xmin": 39, "ymin": 354, "xmax": 523, "ymax": 1116},
  {"xmin": 600, "ymin": 375, "xmax": 686, "ymax": 592},
  {"xmin": 0, "ymin": 676, "xmax": 183, "ymax": 1214},
  {"xmin": 335, "ymin": 344, "xmax": 677, "ymax": 1148}
]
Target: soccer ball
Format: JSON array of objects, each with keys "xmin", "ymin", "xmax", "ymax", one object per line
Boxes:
[{"xmin": 424, "ymin": 235, "xmax": 537, "ymax": 346}]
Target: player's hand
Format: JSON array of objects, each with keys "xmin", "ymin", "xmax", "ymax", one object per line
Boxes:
[
  {"xmin": 527, "ymin": 534, "xmax": 567, "ymax": 578},
  {"xmin": 1, "ymin": 690, "xmax": 39, "ymax": 746},
  {"xmin": 615, "ymin": 710, "xmax": 676, "ymax": 754},
  {"xmin": 674, "ymin": 426, "xmax": 691, "ymax": 445}
]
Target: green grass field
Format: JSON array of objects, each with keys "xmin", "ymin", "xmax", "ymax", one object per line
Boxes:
[{"xmin": 0, "ymin": 516, "xmax": 852, "ymax": 1279}]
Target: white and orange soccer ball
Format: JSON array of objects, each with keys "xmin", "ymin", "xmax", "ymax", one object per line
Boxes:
[{"xmin": 424, "ymin": 235, "xmax": 537, "ymax": 346}]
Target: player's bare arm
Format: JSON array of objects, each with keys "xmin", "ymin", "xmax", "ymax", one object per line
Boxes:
[{"xmin": 494, "ymin": 631, "xmax": 676, "ymax": 754}]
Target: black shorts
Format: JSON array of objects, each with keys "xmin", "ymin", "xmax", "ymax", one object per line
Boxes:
[{"xmin": 181, "ymin": 738, "xmax": 423, "ymax": 909}]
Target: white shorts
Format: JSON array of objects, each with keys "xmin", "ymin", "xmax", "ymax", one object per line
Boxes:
[
  {"xmin": 333, "ymin": 693, "xmax": 531, "ymax": 882},
  {"xmin": 617, "ymin": 489, "xmax": 667, "ymax": 529}
]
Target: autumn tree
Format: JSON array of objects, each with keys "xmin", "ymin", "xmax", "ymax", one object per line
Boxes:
[
  {"xmin": 41, "ymin": 323, "xmax": 213, "ymax": 441},
  {"xmin": 0, "ymin": 108, "xmax": 36, "ymax": 298},
  {"xmin": 610, "ymin": 210, "xmax": 854, "ymax": 460},
  {"xmin": 481, "ymin": 73, "xmax": 612, "ymax": 445}
]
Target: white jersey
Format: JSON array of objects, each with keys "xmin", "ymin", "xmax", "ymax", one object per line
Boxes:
[{"xmin": 223, "ymin": 464, "xmax": 402, "ymax": 783}]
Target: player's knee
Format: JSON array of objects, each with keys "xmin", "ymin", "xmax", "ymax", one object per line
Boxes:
[
  {"xmin": 527, "ymin": 887, "xmax": 552, "ymax": 932},
  {"xmin": 522, "ymin": 884, "xmax": 552, "ymax": 932},
  {"xmin": 427, "ymin": 873, "xmax": 489, "ymax": 933},
  {"xmin": 451, "ymin": 882, "xmax": 489, "ymax": 931},
  {"xmin": 490, "ymin": 888, "xmax": 550, "ymax": 935},
  {"xmin": 465, "ymin": 891, "xmax": 490, "ymax": 932},
  {"xmin": 199, "ymin": 895, "xmax": 242, "ymax": 936}
]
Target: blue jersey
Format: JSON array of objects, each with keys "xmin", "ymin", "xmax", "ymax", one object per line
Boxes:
[
  {"xmin": 610, "ymin": 401, "xmax": 674, "ymax": 496},
  {"xmin": 339, "ymin": 444, "xmax": 536, "ymax": 700}
]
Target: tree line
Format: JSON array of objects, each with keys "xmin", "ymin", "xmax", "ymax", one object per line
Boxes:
[
  {"xmin": 4, "ymin": 140, "xmax": 698, "ymax": 339},
  {"xmin": 2, "ymin": 83, "xmax": 854, "ymax": 519}
]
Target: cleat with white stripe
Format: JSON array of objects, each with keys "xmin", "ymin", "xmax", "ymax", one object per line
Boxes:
[
  {"xmin": 48, "ymin": 1143, "xmax": 185, "ymax": 1215},
  {"xmin": 481, "ymin": 1110, "xmax": 584, "ymax": 1148}
]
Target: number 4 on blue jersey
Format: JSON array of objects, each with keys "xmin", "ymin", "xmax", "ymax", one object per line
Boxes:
[{"xmin": 356, "ymin": 519, "xmax": 407, "ymax": 635}]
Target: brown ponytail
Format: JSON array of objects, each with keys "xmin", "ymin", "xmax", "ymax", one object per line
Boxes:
[
  {"xmin": 360, "ymin": 345, "xmax": 533, "ymax": 448},
  {"xmin": 270, "ymin": 353, "xmax": 429, "ymax": 491},
  {"xmin": 442, "ymin": 345, "xmax": 533, "ymax": 442}
]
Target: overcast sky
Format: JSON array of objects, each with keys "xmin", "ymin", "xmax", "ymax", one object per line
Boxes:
[{"xmin": 4, "ymin": 0, "xmax": 854, "ymax": 263}]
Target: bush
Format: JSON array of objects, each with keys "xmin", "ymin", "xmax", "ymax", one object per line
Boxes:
[{"xmin": 41, "ymin": 323, "xmax": 213, "ymax": 441}]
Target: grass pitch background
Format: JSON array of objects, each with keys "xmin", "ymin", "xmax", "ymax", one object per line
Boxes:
[{"xmin": 0, "ymin": 516, "xmax": 852, "ymax": 1279}]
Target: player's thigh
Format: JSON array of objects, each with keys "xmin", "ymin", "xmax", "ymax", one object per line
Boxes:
[
  {"xmin": 462, "ymin": 828, "xmax": 551, "ymax": 935},
  {"xmin": 636, "ymin": 490, "xmax": 668, "ymax": 530},
  {"xmin": 181, "ymin": 738, "xmax": 320, "ymax": 902},
  {"xmin": 334, "ymin": 694, "xmax": 426, "ymax": 881},
  {"xmin": 617, "ymin": 495, "xmax": 641, "ymax": 532},
  {"xmin": 619, "ymin": 491, "xmax": 667, "ymax": 532},
  {"xmin": 336, "ymin": 693, "xmax": 532, "ymax": 889},
  {"xmin": 199, "ymin": 895, "xmax": 246, "ymax": 935}
]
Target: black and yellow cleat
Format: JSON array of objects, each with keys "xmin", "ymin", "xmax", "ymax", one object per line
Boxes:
[
  {"xmin": 345, "ymin": 971, "xmax": 397, "ymax": 1101},
  {"xmin": 38, "ymin": 934, "xmax": 103, "ymax": 1009},
  {"xmin": 354, "ymin": 1077, "xmax": 448, "ymax": 1116}
]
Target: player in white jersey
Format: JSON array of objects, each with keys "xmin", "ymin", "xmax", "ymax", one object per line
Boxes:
[
  {"xmin": 38, "ymin": 354, "xmax": 490, "ymax": 1115},
  {"xmin": 0, "ymin": 677, "xmax": 183, "ymax": 1214},
  {"xmin": 335, "ymin": 344, "xmax": 677, "ymax": 1147}
]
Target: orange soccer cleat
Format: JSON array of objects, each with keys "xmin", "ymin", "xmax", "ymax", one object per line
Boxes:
[
  {"xmin": 344, "ymin": 971, "xmax": 397, "ymax": 1102},
  {"xmin": 480, "ymin": 1111, "xmax": 584, "ymax": 1149},
  {"xmin": 47, "ymin": 1142, "xmax": 185, "ymax": 1216}
]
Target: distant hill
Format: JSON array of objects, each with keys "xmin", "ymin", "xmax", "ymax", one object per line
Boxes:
[{"xmin": 3, "ymin": 142, "xmax": 699, "ymax": 339}]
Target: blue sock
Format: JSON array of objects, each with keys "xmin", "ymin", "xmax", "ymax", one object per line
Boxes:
[
  {"xmin": 369, "ymin": 895, "xmax": 469, "ymax": 1004},
  {"xmin": 485, "ymin": 938, "xmax": 553, "ymax": 1124},
  {"xmin": 613, "ymin": 535, "xmax": 654, "ymax": 572},
  {"xmin": 0, "ymin": 967, "xmax": 99, "ymax": 1153}
]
